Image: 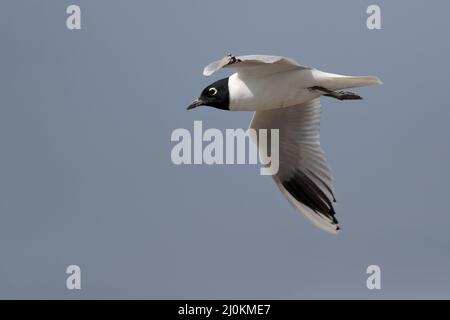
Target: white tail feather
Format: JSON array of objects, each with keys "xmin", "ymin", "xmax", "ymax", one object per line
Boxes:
[{"xmin": 314, "ymin": 70, "xmax": 382, "ymax": 91}]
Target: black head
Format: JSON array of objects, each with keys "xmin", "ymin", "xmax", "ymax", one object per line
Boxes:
[{"xmin": 187, "ymin": 77, "xmax": 229, "ymax": 111}]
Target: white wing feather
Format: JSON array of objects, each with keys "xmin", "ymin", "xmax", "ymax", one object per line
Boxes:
[
  {"xmin": 250, "ymin": 99, "xmax": 340, "ymax": 234},
  {"xmin": 203, "ymin": 54, "xmax": 309, "ymax": 78}
]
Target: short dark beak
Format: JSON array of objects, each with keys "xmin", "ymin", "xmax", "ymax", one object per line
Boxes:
[{"xmin": 187, "ymin": 98, "xmax": 204, "ymax": 110}]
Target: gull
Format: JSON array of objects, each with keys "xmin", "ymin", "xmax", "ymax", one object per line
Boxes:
[{"xmin": 187, "ymin": 54, "xmax": 381, "ymax": 234}]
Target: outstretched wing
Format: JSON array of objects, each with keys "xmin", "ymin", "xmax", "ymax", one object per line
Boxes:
[
  {"xmin": 250, "ymin": 99, "xmax": 339, "ymax": 234},
  {"xmin": 203, "ymin": 54, "xmax": 309, "ymax": 78}
]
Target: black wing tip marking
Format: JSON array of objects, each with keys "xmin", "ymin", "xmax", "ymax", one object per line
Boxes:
[
  {"xmin": 224, "ymin": 53, "xmax": 241, "ymax": 66},
  {"xmin": 281, "ymin": 169, "xmax": 338, "ymax": 225},
  {"xmin": 306, "ymin": 168, "xmax": 336, "ymax": 202}
]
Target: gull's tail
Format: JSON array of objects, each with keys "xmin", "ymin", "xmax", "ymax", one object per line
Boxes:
[{"xmin": 313, "ymin": 70, "xmax": 382, "ymax": 91}]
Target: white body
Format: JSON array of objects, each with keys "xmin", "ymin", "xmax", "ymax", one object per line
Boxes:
[{"xmin": 228, "ymin": 68, "xmax": 381, "ymax": 111}]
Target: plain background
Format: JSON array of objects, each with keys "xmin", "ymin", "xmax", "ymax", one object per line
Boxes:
[{"xmin": 1, "ymin": 0, "xmax": 449, "ymax": 299}]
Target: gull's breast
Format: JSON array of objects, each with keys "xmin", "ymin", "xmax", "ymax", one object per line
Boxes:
[{"xmin": 228, "ymin": 69, "xmax": 320, "ymax": 111}]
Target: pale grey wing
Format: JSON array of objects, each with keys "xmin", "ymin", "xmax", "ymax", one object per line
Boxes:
[
  {"xmin": 250, "ymin": 99, "xmax": 339, "ymax": 234},
  {"xmin": 203, "ymin": 54, "xmax": 309, "ymax": 77}
]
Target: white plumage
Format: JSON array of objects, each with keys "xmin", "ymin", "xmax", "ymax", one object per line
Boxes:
[{"xmin": 195, "ymin": 54, "xmax": 381, "ymax": 233}]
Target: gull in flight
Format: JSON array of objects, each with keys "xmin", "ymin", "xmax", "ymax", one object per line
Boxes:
[{"xmin": 187, "ymin": 54, "xmax": 381, "ymax": 234}]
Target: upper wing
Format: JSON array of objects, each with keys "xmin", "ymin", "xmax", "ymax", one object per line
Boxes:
[
  {"xmin": 250, "ymin": 99, "xmax": 339, "ymax": 234},
  {"xmin": 203, "ymin": 54, "xmax": 309, "ymax": 78}
]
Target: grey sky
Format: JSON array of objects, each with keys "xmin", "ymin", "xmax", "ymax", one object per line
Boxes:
[{"xmin": 1, "ymin": 0, "xmax": 450, "ymax": 299}]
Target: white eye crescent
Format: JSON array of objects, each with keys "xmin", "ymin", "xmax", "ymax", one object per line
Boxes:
[{"xmin": 208, "ymin": 87, "xmax": 218, "ymax": 96}]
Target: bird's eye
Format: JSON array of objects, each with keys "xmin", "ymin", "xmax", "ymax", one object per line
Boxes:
[{"xmin": 208, "ymin": 87, "xmax": 218, "ymax": 96}]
